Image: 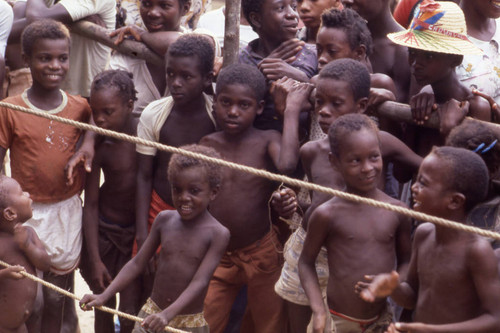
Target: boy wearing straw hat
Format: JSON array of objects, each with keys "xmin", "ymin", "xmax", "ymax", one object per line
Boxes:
[{"xmin": 388, "ymin": 0, "xmax": 491, "ymax": 156}]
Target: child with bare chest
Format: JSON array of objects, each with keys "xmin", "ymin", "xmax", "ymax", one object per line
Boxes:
[
  {"xmin": 81, "ymin": 145, "xmax": 229, "ymax": 333},
  {"xmin": 359, "ymin": 146, "xmax": 500, "ymax": 332},
  {"xmin": 200, "ymin": 63, "xmax": 307, "ymax": 332},
  {"xmin": 299, "ymin": 114, "xmax": 412, "ymax": 333},
  {"xmin": 0, "ymin": 176, "xmax": 50, "ymax": 333}
]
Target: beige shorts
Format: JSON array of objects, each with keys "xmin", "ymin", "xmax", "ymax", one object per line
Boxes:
[{"xmin": 274, "ymin": 227, "xmax": 329, "ymax": 305}]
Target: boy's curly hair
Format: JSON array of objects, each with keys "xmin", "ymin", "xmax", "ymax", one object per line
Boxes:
[
  {"xmin": 328, "ymin": 113, "xmax": 379, "ymax": 158},
  {"xmin": 91, "ymin": 70, "xmax": 138, "ymax": 104},
  {"xmin": 168, "ymin": 144, "xmax": 223, "ymax": 190},
  {"xmin": 21, "ymin": 19, "xmax": 70, "ymax": 56},
  {"xmin": 321, "ymin": 8, "xmax": 373, "ymax": 57},
  {"xmin": 216, "ymin": 64, "xmax": 266, "ymax": 101},
  {"xmin": 431, "ymin": 146, "xmax": 489, "ymax": 212},
  {"xmin": 319, "ymin": 58, "xmax": 370, "ymax": 101},
  {"xmin": 167, "ymin": 33, "xmax": 214, "ymax": 76}
]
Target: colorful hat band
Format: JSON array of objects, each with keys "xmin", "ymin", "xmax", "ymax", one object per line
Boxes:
[{"xmin": 412, "ymin": 18, "xmax": 469, "ymax": 41}]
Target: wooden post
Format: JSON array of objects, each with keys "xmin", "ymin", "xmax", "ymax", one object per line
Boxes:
[
  {"xmin": 223, "ymin": 0, "xmax": 241, "ymax": 67},
  {"xmin": 70, "ymin": 21, "xmax": 164, "ymax": 67}
]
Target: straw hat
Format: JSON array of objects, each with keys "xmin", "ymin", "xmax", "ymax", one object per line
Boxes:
[{"xmin": 388, "ymin": 0, "xmax": 482, "ymax": 55}]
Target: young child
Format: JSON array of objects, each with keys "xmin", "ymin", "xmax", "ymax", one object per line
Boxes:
[
  {"xmin": 80, "ymin": 144, "xmax": 230, "ymax": 333},
  {"xmin": 240, "ymin": 0, "xmax": 318, "ymax": 131},
  {"xmin": 298, "ymin": 113, "xmax": 412, "ymax": 333},
  {"xmin": 0, "ymin": 176, "xmax": 50, "ymax": 333},
  {"xmin": 0, "ymin": 19, "xmax": 92, "ymax": 333},
  {"xmin": 297, "ymin": 0, "xmax": 341, "ymax": 44},
  {"xmin": 341, "ymin": 0, "xmax": 412, "ymax": 102},
  {"xmin": 359, "ymin": 146, "xmax": 500, "ymax": 332},
  {"xmin": 135, "ymin": 33, "xmax": 217, "ymax": 303},
  {"xmin": 389, "ymin": 0, "xmax": 491, "ymax": 156},
  {"xmin": 109, "ymin": 0, "xmax": 190, "ymax": 116},
  {"xmin": 80, "ymin": 70, "xmax": 139, "ymax": 333},
  {"xmin": 200, "ymin": 63, "xmax": 307, "ymax": 332},
  {"xmin": 274, "ymin": 59, "xmax": 421, "ymax": 333}
]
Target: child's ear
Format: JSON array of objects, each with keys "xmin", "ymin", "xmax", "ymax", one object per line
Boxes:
[
  {"xmin": 22, "ymin": 53, "xmax": 30, "ymax": 67},
  {"xmin": 248, "ymin": 12, "xmax": 262, "ymax": 31},
  {"xmin": 354, "ymin": 45, "xmax": 367, "ymax": 62},
  {"xmin": 3, "ymin": 207, "xmax": 16, "ymax": 222},
  {"xmin": 181, "ymin": 1, "xmax": 191, "ymax": 16},
  {"xmin": 256, "ymin": 100, "xmax": 265, "ymax": 116},
  {"xmin": 204, "ymin": 71, "xmax": 214, "ymax": 89},
  {"xmin": 448, "ymin": 192, "xmax": 466, "ymax": 211},
  {"xmin": 356, "ymin": 97, "xmax": 369, "ymax": 113},
  {"xmin": 210, "ymin": 185, "xmax": 220, "ymax": 201},
  {"xmin": 127, "ymin": 99, "xmax": 134, "ymax": 112}
]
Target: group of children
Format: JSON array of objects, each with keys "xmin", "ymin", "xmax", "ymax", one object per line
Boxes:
[{"xmin": 0, "ymin": 0, "xmax": 499, "ymax": 333}]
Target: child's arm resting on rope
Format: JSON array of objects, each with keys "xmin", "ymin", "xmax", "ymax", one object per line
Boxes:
[
  {"xmin": 141, "ymin": 227, "xmax": 230, "ymax": 332},
  {"xmin": 80, "ymin": 216, "xmax": 163, "ymax": 310},
  {"xmin": 13, "ymin": 224, "xmax": 50, "ymax": 272}
]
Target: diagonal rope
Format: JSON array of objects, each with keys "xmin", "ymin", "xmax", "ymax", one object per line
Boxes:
[
  {"xmin": 1, "ymin": 101, "xmax": 499, "ymax": 241},
  {"xmin": 0, "ymin": 259, "xmax": 188, "ymax": 333}
]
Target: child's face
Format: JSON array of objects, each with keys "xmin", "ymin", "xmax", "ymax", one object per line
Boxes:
[
  {"xmin": 24, "ymin": 38, "xmax": 69, "ymax": 92},
  {"xmin": 2, "ymin": 178, "xmax": 33, "ymax": 224},
  {"xmin": 166, "ymin": 55, "xmax": 210, "ymax": 107},
  {"xmin": 315, "ymin": 77, "xmax": 366, "ymax": 133},
  {"xmin": 317, "ymin": 27, "xmax": 360, "ymax": 71},
  {"xmin": 90, "ymin": 87, "xmax": 132, "ymax": 132},
  {"xmin": 170, "ymin": 166, "xmax": 217, "ymax": 221},
  {"xmin": 408, "ymin": 48, "xmax": 457, "ymax": 86},
  {"xmin": 140, "ymin": 0, "xmax": 189, "ymax": 32},
  {"xmin": 214, "ymin": 84, "xmax": 263, "ymax": 135},
  {"xmin": 256, "ymin": 0, "xmax": 300, "ymax": 44},
  {"xmin": 411, "ymin": 153, "xmax": 451, "ymax": 217},
  {"xmin": 298, "ymin": 0, "xmax": 340, "ymax": 29},
  {"xmin": 341, "ymin": 0, "xmax": 386, "ymax": 21},
  {"xmin": 330, "ymin": 128, "xmax": 382, "ymax": 194}
]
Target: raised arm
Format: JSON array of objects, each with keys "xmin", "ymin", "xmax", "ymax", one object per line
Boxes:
[
  {"xmin": 298, "ymin": 205, "xmax": 331, "ymax": 333},
  {"xmin": 142, "ymin": 226, "xmax": 231, "ymax": 331},
  {"xmin": 379, "ymin": 130, "xmax": 422, "ymax": 181},
  {"xmin": 269, "ymin": 81, "xmax": 314, "ymax": 174}
]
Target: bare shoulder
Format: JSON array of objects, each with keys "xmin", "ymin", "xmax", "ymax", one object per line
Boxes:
[
  {"xmin": 300, "ymin": 139, "xmax": 323, "ymax": 161},
  {"xmin": 371, "ymin": 73, "xmax": 395, "ymax": 91},
  {"xmin": 413, "ymin": 222, "xmax": 435, "ymax": 243},
  {"xmin": 199, "ymin": 131, "xmax": 224, "ymax": 146},
  {"xmin": 466, "ymin": 236, "xmax": 496, "ymax": 261},
  {"xmin": 468, "ymin": 94, "xmax": 492, "ymax": 121},
  {"xmin": 153, "ymin": 210, "xmax": 179, "ymax": 228}
]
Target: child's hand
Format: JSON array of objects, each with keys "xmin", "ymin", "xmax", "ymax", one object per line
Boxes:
[
  {"xmin": 438, "ymin": 99, "xmax": 469, "ymax": 135},
  {"xmin": 271, "ymin": 187, "xmax": 298, "ymax": 219},
  {"xmin": 355, "ymin": 271, "xmax": 399, "ymax": 302},
  {"xmin": 109, "ymin": 25, "xmax": 145, "ymax": 45},
  {"xmin": 142, "ymin": 312, "xmax": 172, "ymax": 333},
  {"xmin": 268, "ymin": 38, "xmax": 304, "ymax": 63},
  {"xmin": 285, "ymin": 81, "xmax": 314, "ymax": 112},
  {"xmin": 385, "ymin": 322, "xmax": 426, "ymax": 333},
  {"xmin": 311, "ymin": 309, "xmax": 327, "ymax": 333},
  {"xmin": 271, "ymin": 77, "xmax": 296, "ymax": 117},
  {"xmin": 90, "ymin": 261, "xmax": 112, "ymax": 293},
  {"xmin": 367, "ymin": 88, "xmax": 396, "ymax": 114},
  {"xmin": 13, "ymin": 224, "xmax": 30, "ymax": 251},
  {"xmin": 410, "ymin": 91, "xmax": 436, "ymax": 125},
  {"xmin": 258, "ymin": 58, "xmax": 305, "ymax": 82},
  {"xmin": 65, "ymin": 148, "xmax": 94, "ymax": 186},
  {"xmin": 1, "ymin": 265, "xmax": 25, "ymax": 280},
  {"xmin": 79, "ymin": 294, "xmax": 106, "ymax": 311}
]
